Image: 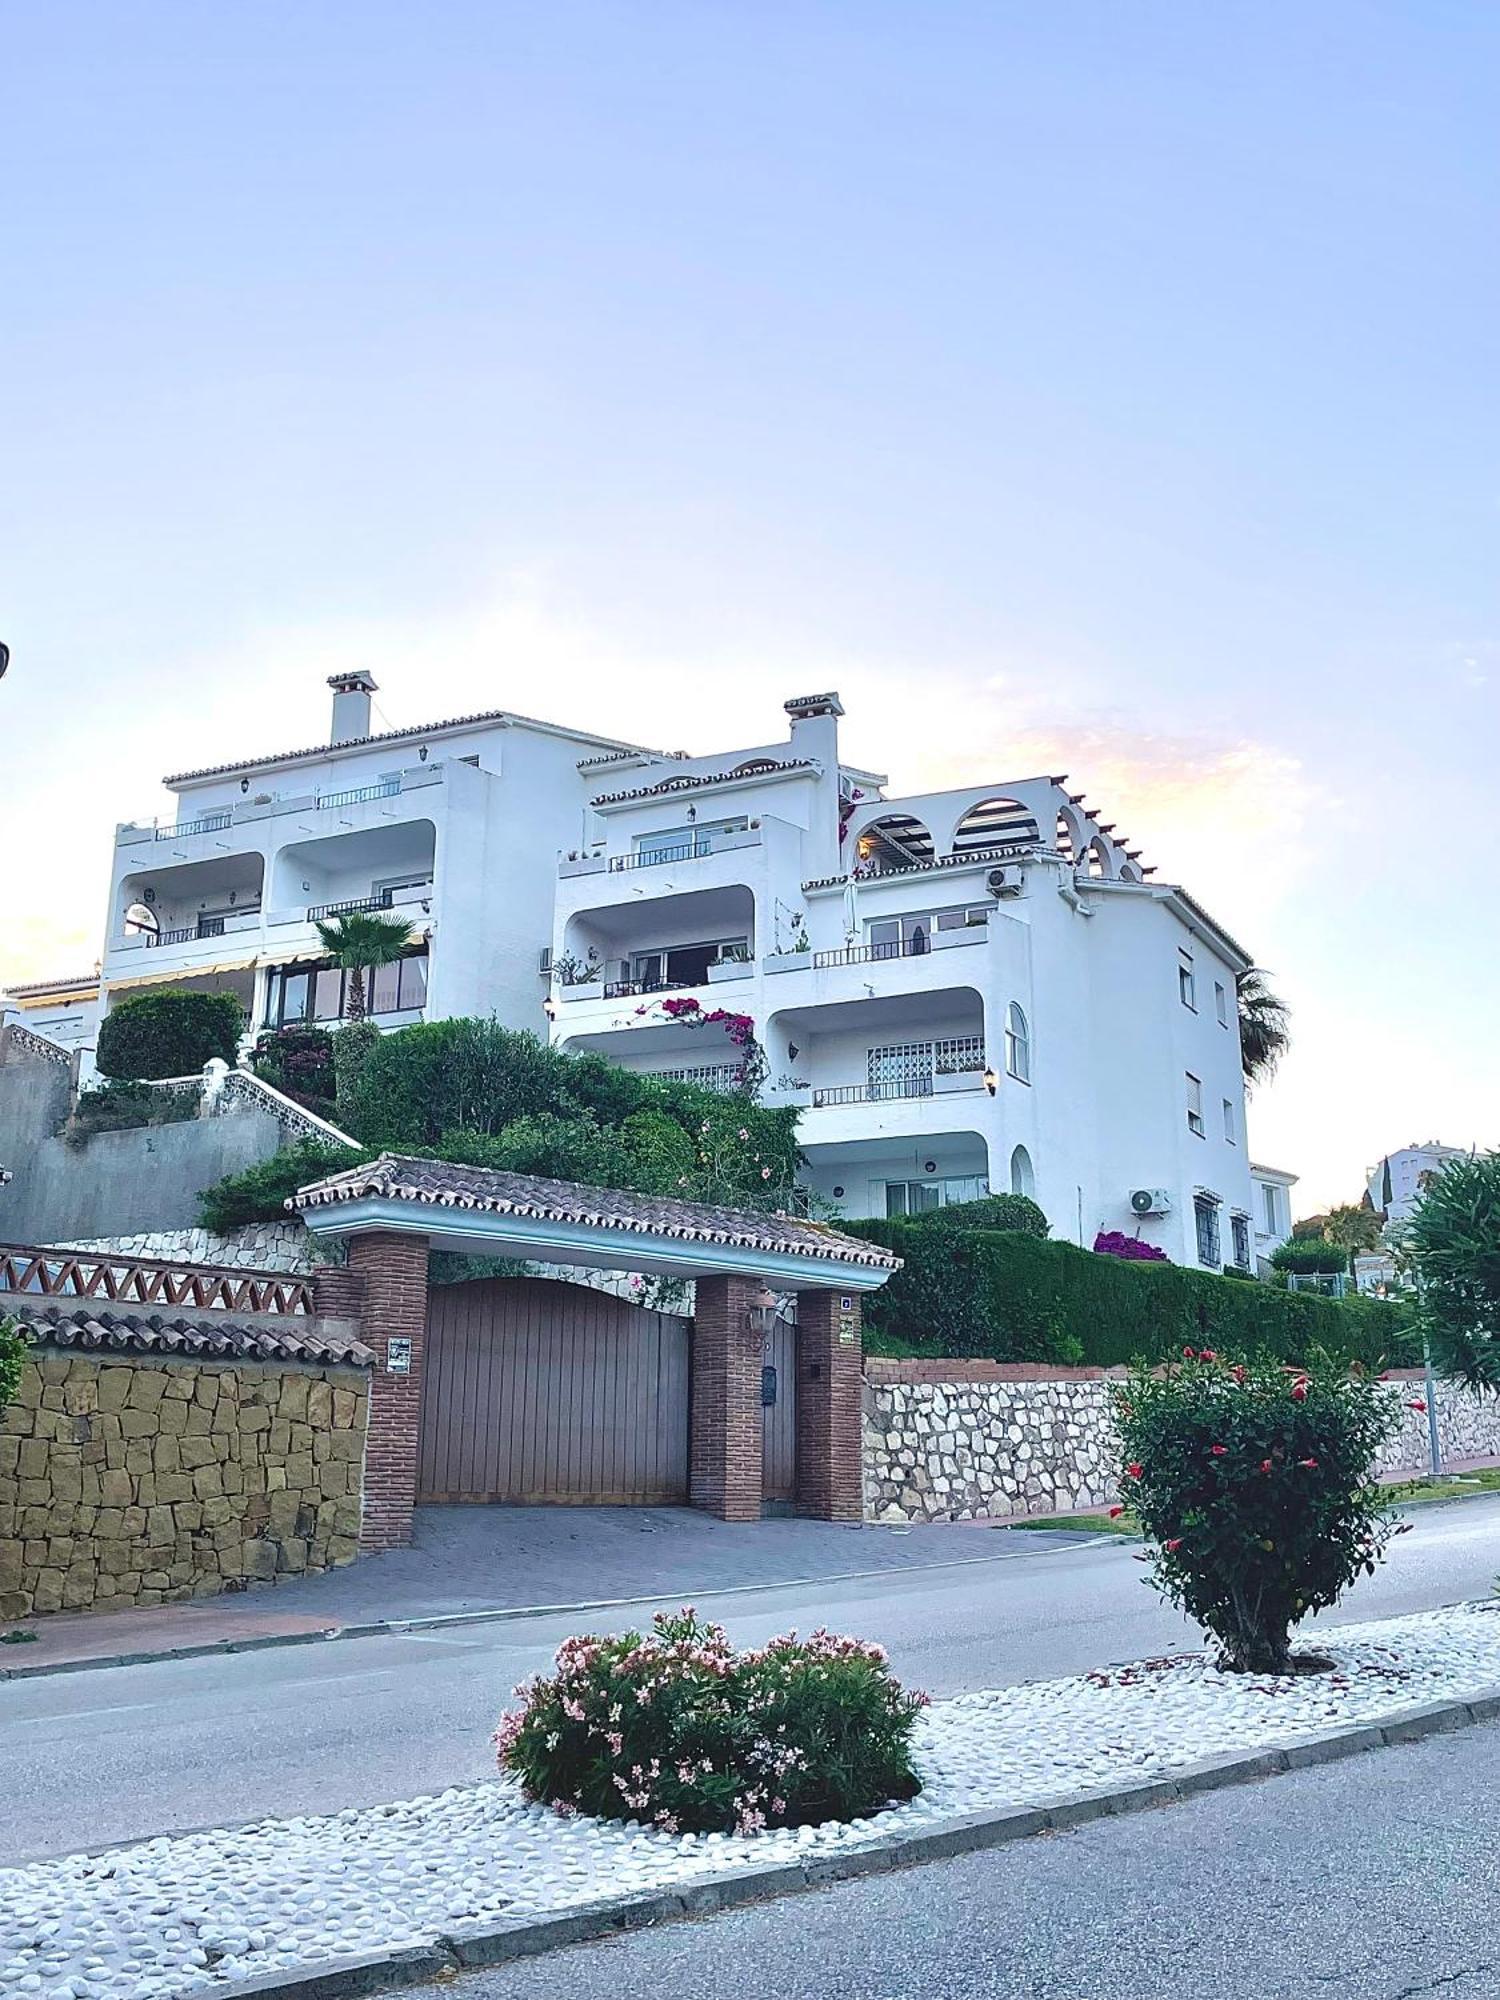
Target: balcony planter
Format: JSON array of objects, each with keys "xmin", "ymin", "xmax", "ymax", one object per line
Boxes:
[
  {"xmin": 558, "ymin": 854, "xmax": 607, "ymax": 878},
  {"xmin": 707, "ymin": 959, "xmax": 753, "ymax": 984},
  {"xmin": 764, "ymin": 950, "xmax": 812, "ymax": 975},
  {"xmin": 558, "ymin": 980, "xmax": 606, "ymax": 1003}
]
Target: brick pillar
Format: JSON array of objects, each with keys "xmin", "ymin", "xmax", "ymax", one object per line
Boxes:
[
  {"xmin": 794, "ymin": 1287, "xmax": 865, "ymax": 1522},
  {"xmin": 311, "ymin": 1261, "xmax": 366, "ymax": 1324},
  {"xmin": 343, "ymin": 1231, "xmax": 430, "ymax": 1552},
  {"xmin": 690, "ymin": 1274, "xmax": 765, "ymax": 1521}
]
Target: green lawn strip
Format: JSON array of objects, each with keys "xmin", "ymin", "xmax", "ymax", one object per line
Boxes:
[
  {"xmin": 1000, "ymin": 1510, "xmax": 1141, "ymax": 1536},
  {"xmin": 1382, "ymin": 1468, "xmax": 1500, "ymax": 1508}
]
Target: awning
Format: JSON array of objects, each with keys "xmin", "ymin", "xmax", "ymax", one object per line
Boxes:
[
  {"xmin": 13, "ymin": 988, "xmax": 98, "ymax": 1009},
  {"xmin": 103, "ymin": 959, "xmax": 259, "ymax": 994}
]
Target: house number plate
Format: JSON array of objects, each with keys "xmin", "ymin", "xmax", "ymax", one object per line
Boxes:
[{"xmin": 387, "ymin": 1337, "xmax": 413, "ymax": 1374}]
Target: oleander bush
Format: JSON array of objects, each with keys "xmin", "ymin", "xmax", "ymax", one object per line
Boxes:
[
  {"xmin": 495, "ymin": 1609, "xmax": 926, "ymax": 1835},
  {"xmin": 1112, "ymin": 1350, "xmax": 1402, "ymax": 1673}
]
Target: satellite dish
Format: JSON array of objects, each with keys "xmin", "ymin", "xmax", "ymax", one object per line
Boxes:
[{"xmin": 0, "ymin": 643, "xmax": 9, "ymax": 680}]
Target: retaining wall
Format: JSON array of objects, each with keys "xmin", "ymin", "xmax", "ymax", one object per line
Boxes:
[
  {"xmin": 0, "ymin": 1351, "xmax": 367, "ymax": 1618},
  {"xmin": 57, "ymin": 1223, "xmax": 316, "ymax": 1273},
  {"xmin": 862, "ymin": 1361, "xmax": 1500, "ymax": 1524}
]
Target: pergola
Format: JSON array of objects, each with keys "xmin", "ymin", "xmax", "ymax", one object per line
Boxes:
[{"xmin": 290, "ymin": 1156, "xmax": 901, "ymax": 1549}]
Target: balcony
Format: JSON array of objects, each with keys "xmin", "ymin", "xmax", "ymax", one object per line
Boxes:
[
  {"xmin": 559, "ymin": 825, "xmax": 764, "ymax": 880},
  {"xmin": 267, "ymin": 878, "xmax": 435, "ymax": 930},
  {"xmin": 116, "ymin": 767, "xmax": 442, "ymax": 850},
  {"xmin": 145, "ymin": 908, "xmax": 261, "ymax": 948}
]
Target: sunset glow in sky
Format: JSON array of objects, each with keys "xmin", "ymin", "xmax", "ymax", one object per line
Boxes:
[{"xmin": 3, "ymin": 2, "xmax": 1496, "ymax": 1211}]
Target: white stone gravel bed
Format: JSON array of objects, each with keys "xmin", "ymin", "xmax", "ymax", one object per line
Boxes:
[{"xmin": 8, "ymin": 1601, "xmax": 1500, "ymax": 2000}]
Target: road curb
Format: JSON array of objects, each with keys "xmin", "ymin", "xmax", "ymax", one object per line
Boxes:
[
  {"xmin": 207, "ymin": 1681, "xmax": 1500, "ymax": 2000},
  {"xmin": 0, "ymin": 1538, "xmax": 1108, "ymax": 1683}
]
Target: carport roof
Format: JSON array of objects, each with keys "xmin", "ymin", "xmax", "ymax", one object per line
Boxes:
[{"xmin": 290, "ymin": 1154, "xmax": 902, "ymax": 1283}]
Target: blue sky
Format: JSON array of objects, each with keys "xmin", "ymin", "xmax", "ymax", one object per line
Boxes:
[{"xmin": 3, "ymin": 1, "xmax": 1496, "ymax": 1207}]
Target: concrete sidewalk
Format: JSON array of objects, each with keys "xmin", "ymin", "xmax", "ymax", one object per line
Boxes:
[{"xmin": 0, "ymin": 1505, "xmax": 1077, "ymax": 1677}]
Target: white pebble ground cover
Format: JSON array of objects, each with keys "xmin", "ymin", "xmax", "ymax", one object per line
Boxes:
[{"xmin": 8, "ymin": 1601, "xmax": 1500, "ymax": 2000}]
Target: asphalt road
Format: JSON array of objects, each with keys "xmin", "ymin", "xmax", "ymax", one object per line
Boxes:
[
  {"xmin": 2, "ymin": 1495, "xmax": 1498, "ymax": 1864},
  {"xmin": 452, "ymin": 1722, "xmax": 1500, "ymax": 2000}
]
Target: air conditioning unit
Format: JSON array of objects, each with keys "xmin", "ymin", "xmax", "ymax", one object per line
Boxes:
[
  {"xmin": 1130, "ymin": 1188, "xmax": 1173, "ymax": 1217},
  {"xmin": 537, "ymin": 947, "xmax": 553, "ymax": 976},
  {"xmin": 986, "ymin": 866, "xmax": 1023, "ymax": 899}
]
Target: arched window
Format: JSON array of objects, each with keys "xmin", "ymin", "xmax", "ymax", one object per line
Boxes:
[
  {"xmin": 853, "ymin": 813, "xmax": 934, "ymax": 875},
  {"xmin": 123, "ymin": 902, "xmax": 159, "ymax": 940},
  {"xmin": 1004, "ymin": 1002, "xmax": 1031, "ymax": 1083},
  {"xmin": 1009, "ymin": 1145, "xmax": 1035, "ymax": 1198}
]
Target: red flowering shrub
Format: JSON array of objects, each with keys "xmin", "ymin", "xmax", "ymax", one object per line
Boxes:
[
  {"xmin": 495, "ymin": 1608, "xmax": 925, "ymax": 1834},
  {"xmin": 1112, "ymin": 1352, "xmax": 1400, "ymax": 1673}
]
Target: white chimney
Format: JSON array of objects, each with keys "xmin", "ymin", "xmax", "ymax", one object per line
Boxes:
[{"xmin": 328, "ymin": 670, "xmax": 377, "ymax": 744}]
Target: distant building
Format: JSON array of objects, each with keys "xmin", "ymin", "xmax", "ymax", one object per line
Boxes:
[
  {"xmin": 1366, "ymin": 1142, "xmax": 1467, "ymax": 1225},
  {"xmin": 1250, "ymin": 1162, "xmax": 1297, "ymax": 1268},
  {"xmin": 0, "ymin": 971, "xmax": 100, "ymax": 1052}
]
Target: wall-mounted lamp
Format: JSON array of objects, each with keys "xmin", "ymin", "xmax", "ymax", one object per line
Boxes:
[
  {"xmin": 419, "ymin": 745, "xmax": 429, "ymax": 762},
  {"xmin": 787, "ymin": 1042, "xmax": 800, "ymax": 1061},
  {"xmin": 923, "ymin": 1160, "xmax": 938, "ymax": 1175},
  {"xmin": 240, "ymin": 778, "xmax": 250, "ymax": 794},
  {"xmin": 982, "ymin": 1066, "xmax": 999, "ymax": 1096},
  {"xmin": 748, "ymin": 1285, "xmax": 779, "ymax": 1336},
  {"xmin": 542, "ymin": 995, "xmax": 558, "ymax": 1022},
  {"xmin": 686, "ymin": 805, "xmax": 697, "ymax": 821}
]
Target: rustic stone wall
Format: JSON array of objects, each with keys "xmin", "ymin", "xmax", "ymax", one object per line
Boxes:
[
  {"xmin": 862, "ymin": 1362, "xmax": 1500, "ymax": 1524},
  {"xmin": 57, "ymin": 1223, "xmax": 315, "ymax": 1273},
  {"xmin": 0, "ymin": 1353, "xmax": 367, "ymax": 1618}
]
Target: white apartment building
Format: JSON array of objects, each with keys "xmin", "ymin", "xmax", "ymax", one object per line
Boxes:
[
  {"xmin": 13, "ymin": 678, "xmax": 1262, "ymax": 1269},
  {"xmin": 1249, "ymin": 1162, "xmax": 1298, "ymax": 1266},
  {"xmin": 549, "ymin": 693, "xmax": 1257, "ymax": 1268},
  {"xmin": 1366, "ymin": 1142, "xmax": 1468, "ymax": 1226},
  {"xmin": 0, "ymin": 972, "xmax": 101, "ymax": 1052},
  {"xmin": 93, "ymin": 673, "xmax": 647, "ymax": 1048}
]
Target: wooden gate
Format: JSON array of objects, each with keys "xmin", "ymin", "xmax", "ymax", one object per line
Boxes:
[
  {"xmin": 761, "ymin": 1316, "xmax": 797, "ymax": 1503},
  {"xmin": 418, "ymin": 1276, "xmax": 690, "ymax": 1504}
]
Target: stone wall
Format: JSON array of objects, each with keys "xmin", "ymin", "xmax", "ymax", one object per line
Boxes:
[
  {"xmin": 0, "ymin": 1352, "xmax": 368, "ymax": 1618},
  {"xmin": 56, "ymin": 1223, "xmax": 316, "ymax": 1273},
  {"xmin": 862, "ymin": 1361, "xmax": 1500, "ymax": 1524}
]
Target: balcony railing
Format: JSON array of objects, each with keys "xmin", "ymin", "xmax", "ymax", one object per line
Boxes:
[
  {"xmin": 307, "ymin": 890, "xmax": 397, "ymax": 922},
  {"xmin": 148, "ymin": 917, "xmax": 226, "ymax": 947},
  {"xmin": 603, "ymin": 976, "xmax": 679, "ymax": 999},
  {"xmin": 811, "ymin": 1078, "xmax": 936, "ymax": 1108},
  {"xmin": 606, "ymin": 839, "xmax": 719, "ymax": 872},
  {"xmin": 154, "ymin": 811, "xmax": 232, "ymax": 842},
  {"xmin": 315, "ymin": 778, "xmax": 401, "ymax": 812}
]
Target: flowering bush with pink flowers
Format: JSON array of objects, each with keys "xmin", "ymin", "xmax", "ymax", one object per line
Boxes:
[
  {"xmin": 1092, "ymin": 1230, "xmax": 1169, "ymax": 1263},
  {"xmin": 496, "ymin": 1608, "xmax": 926, "ymax": 1835},
  {"xmin": 1113, "ymin": 1351, "xmax": 1401, "ymax": 1673}
]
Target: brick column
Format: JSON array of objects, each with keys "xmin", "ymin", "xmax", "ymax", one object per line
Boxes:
[
  {"xmin": 690, "ymin": 1275, "xmax": 764, "ymax": 1521},
  {"xmin": 342, "ymin": 1231, "xmax": 430, "ymax": 1552},
  {"xmin": 794, "ymin": 1287, "xmax": 865, "ymax": 1521}
]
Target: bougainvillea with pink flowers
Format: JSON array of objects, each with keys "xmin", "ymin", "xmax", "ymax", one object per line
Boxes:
[
  {"xmin": 495, "ymin": 1608, "xmax": 925, "ymax": 1834},
  {"xmin": 1092, "ymin": 1230, "xmax": 1170, "ymax": 1263},
  {"xmin": 634, "ymin": 996, "xmax": 767, "ymax": 1096},
  {"xmin": 1113, "ymin": 1350, "xmax": 1400, "ymax": 1673}
]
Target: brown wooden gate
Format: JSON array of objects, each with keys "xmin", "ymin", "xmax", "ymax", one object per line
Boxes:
[
  {"xmin": 761, "ymin": 1316, "xmax": 797, "ymax": 1503},
  {"xmin": 418, "ymin": 1276, "xmax": 691, "ymax": 1504}
]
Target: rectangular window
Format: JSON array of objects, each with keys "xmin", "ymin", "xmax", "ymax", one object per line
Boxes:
[
  {"xmin": 1178, "ymin": 951, "xmax": 1196, "ymax": 1010},
  {"xmin": 1194, "ymin": 1194, "xmax": 1222, "ymax": 1267},
  {"xmin": 1186, "ymin": 1073, "xmax": 1204, "ymax": 1137},
  {"xmin": 1262, "ymin": 1184, "xmax": 1280, "ymax": 1235},
  {"xmin": 867, "ymin": 1042, "xmax": 935, "ymax": 1099},
  {"xmin": 1231, "ymin": 1214, "xmax": 1251, "ymax": 1269},
  {"xmin": 1214, "ymin": 980, "xmax": 1229, "ymax": 1027},
  {"xmin": 634, "ymin": 818, "xmax": 748, "ymax": 864},
  {"xmin": 267, "ymin": 951, "xmax": 429, "ymax": 1028},
  {"xmin": 370, "ymin": 959, "xmax": 402, "ymax": 1015},
  {"xmin": 1222, "ymin": 1098, "xmax": 1236, "ymax": 1144},
  {"xmin": 312, "ymin": 967, "xmax": 345, "ymax": 1021},
  {"xmin": 884, "ymin": 1175, "xmax": 989, "ymax": 1217}
]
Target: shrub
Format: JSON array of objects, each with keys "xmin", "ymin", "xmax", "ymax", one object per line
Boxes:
[
  {"xmin": 496, "ymin": 1609, "xmax": 925, "ymax": 1835},
  {"xmin": 198, "ymin": 1140, "xmax": 376, "ymax": 1231},
  {"xmin": 251, "ymin": 1025, "xmax": 337, "ymax": 1111},
  {"xmin": 909, "ymin": 1194, "xmax": 1048, "ymax": 1238},
  {"xmin": 67, "ymin": 1078, "xmax": 200, "ymax": 1144},
  {"xmin": 96, "ymin": 990, "xmax": 243, "ymax": 1080},
  {"xmin": 1113, "ymin": 1351, "xmax": 1400, "ymax": 1672},
  {"xmin": 332, "ymin": 1020, "xmax": 381, "ymax": 1112},
  {"xmin": 1407, "ymin": 1151, "xmax": 1500, "ymax": 1389},
  {"xmin": 0, "ymin": 1317, "xmax": 27, "ymax": 1414},
  {"xmin": 1270, "ymin": 1238, "xmax": 1350, "ymax": 1276},
  {"xmin": 845, "ymin": 1221, "xmax": 1420, "ymax": 1370},
  {"xmin": 1093, "ymin": 1230, "xmax": 1169, "ymax": 1262}
]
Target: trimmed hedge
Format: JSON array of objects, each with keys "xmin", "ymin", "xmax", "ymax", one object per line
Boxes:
[
  {"xmin": 903, "ymin": 1194, "xmax": 1048, "ymax": 1238},
  {"xmin": 845, "ymin": 1221, "xmax": 1420, "ymax": 1372},
  {"xmin": 96, "ymin": 989, "xmax": 243, "ymax": 1081}
]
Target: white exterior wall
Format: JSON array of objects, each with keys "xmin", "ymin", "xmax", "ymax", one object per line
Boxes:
[
  {"xmin": 548, "ymin": 695, "xmax": 1258, "ymax": 1269},
  {"xmin": 1366, "ymin": 1143, "xmax": 1467, "ymax": 1225}
]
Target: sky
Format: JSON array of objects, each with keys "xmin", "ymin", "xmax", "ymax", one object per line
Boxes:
[{"xmin": 2, "ymin": 1, "xmax": 1496, "ymax": 1211}]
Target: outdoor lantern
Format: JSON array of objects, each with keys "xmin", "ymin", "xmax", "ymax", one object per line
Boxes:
[
  {"xmin": 982, "ymin": 1065, "xmax": 999, "ymax": 1096},
  {"xmin": 542, "ymin": 994, "xmax": 558, "ymax": 1021},
  {"xmin": 748, "ymin": 1285, "xmax": 779, "ymax": 1337}
]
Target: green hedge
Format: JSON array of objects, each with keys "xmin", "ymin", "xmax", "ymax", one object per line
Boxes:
[
  {"xmin": 845, "ymin": 1221, "xmax": 1420, "ymax": 1372},
  {"xmin": 96, "ymin": 990, "xmax": 243, "ymax": 1081}
]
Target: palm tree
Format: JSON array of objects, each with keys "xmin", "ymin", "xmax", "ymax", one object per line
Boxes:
[
  {"xmin": 1236, "ymin": 968, "xmax": 1290, "ymax": 1087},
  {"xmin": 314, "ymin": 910, "xmax": 415, "ymax": 1023}
]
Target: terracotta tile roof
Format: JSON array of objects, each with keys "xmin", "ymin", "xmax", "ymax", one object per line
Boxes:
[
  {"xmin": 291, "ymin": 1154, "xmax": 902, "ymax": 1271},
  {"xmin": 164, "ymin": 709, "xmax": 653, "ymax": 786},
  {"xmin": 590, "ymin": 758, "xmax": 816, "ymax": 807},
  {"xmin": 9, "ymin": 1303, "xmax": 374, "ymax": 1367}
]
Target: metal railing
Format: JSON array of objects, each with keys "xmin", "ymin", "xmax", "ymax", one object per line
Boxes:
[
  {"xmin": 154, "ymin": 811, "xmax": 232, "ymax": 843},
  {"xmin": 147, "ymin": 915, "xmax": 231, "ymax": 947},
  {"xmin": 606, "ymin": 840, "xmax": 721, "ymax": 872},
  {"xmin": 603, "ymin": 976, "xmax": 681, "ymax": 999},
  {"xmin": 810, "ymin": 1078, "xmax": 935, "ymax": 1107},
  {"xmin": 306, "ymin": 890, "xmax": 396, "ymax": 922},
  {"xmin": 314, "ymin": 778, "xmax": 401, "ymax": 812}
]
